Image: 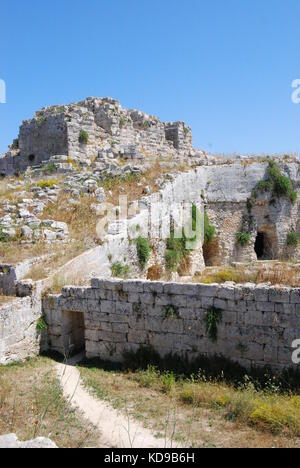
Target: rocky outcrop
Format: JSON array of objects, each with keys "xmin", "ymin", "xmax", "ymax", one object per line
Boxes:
[{"xmin": 0, "ymin": 434, "xmax": 57, "ymax": 448}]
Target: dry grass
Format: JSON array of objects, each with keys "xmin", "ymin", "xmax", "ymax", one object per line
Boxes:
[
  {"xmin": 257, "ymin": 262, "xmax": 300, "ymax": 287},
  {"xmin": 147, "ymin": 264, "xmax": 163, "ymax": 281},
  {"xmin": 0, "ymin": 161, "xmax": 188, "ymax": 279},
  {"xmin": 104, "ymin": 160, "xmax": 190, "ymax": 206},
  {"xmin": 79, "ymin": 364, "xmax": 299, "ymax": 448},
  {"xmin": 195, "ymin": 266, "xmax": 258, "ymax": 284},
  {"xmin": 0, "ymin": 357, "xmax": 98, "ymax": 448},
  {"xmin": 0, "ymin": 295, "xmax": 15, "ymax": 304},
  {"xmin": 195, "ymin": 262, "xmax": 300, "ymax": 287}
]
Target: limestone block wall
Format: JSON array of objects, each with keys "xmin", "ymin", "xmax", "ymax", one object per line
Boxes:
[
  {"xmin": 79, "ymin": 97, "xmax": 193, "ymax": 158},
  {"xmin": 42, "ymin": 279, "xmax": 300, "ymax": 371},
  {"xmin": 19, "ymin": 113, "xmax": 68, "ymax": 166},
  {"xmin": 0, "ymin": 281, "xmax": 42, "ymax": 365},
  {"xmin": 0, "ymin": 258, "xmax": 48, "ymax": 296},
  {"xmin": 66, "ymin": 107, "xmax": 101, "ymax": 161}
]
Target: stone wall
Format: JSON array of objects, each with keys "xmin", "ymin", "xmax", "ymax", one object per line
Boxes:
[
  {"xmin": 42, "ymin": 279, "xmax": 300, "ymax": 371},
  {"xmin": 0, "ymin": 282, "xmax": 42, "ymax": 364},
  {"xmin": 0, "ymin": 258, "xmax": 48, "ymax": 295},
  {"xmin": 0, "ymin": 97, "xmax": 194, "ymax": 176}
]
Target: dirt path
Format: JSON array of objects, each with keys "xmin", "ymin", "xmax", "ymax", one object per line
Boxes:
[{"xmin": 56, "ymin": 355, "xmax": 180, "ymax": 449}]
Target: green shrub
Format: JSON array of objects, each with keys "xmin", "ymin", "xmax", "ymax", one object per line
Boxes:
[
  {"xmin": 0, "ymin": 225, "xmax": 7, "ymax": 243},
  {"xmin": 36, "ymin": 316, "xmax": 48, "ymax": 334},
  {"xmin": 79, "ymin": 130, "xmax": 89, "ymax": 144},
  {"xmin": 236, "ymin": 231, "xmax": 251, "ymax": 246},
  {"xmin": 136, "ymin": 237, "xmax": 151, "ymax": 269},
  {"xmin": 254, "ymin": 161, "xmax": 297, "ymax": 203},
  {"xmin": 165, "ymin": 230, "xmax": 187, "ymax": 272},
  {"xmin": 165, "ymin": 205, "xmax": 210, "ymax": 272},
  {"xmin": 205, "ymin": 307, "xmax": 222, "ymax": 342},
  {"xmin": 111, "ymin": 262, "xmax": 130, "ymax": 278},
  {"xmin": 37, "ymin": 179, "xmax": 58, "ymax": 189},
  {"xmin": 204, "ymin": 212, "xmax": 216, "ymax": 245},
  {"xmin": 42, "ymin": 162, "xmax": 56, "ymax": 174},
  {"xmin": 286, "ymin": 231, "xmax": 300, "ymax": 247}
]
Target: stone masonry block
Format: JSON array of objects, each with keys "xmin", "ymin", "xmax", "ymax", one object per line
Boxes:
[
  {"xmin": 123, "ymin": 281, "xmax": 145, "ymax": 293},
  {"xmin": 115, "ymin": 302, "xmax": 133, "ymax": 314},
  {"xmin": 269, "ymin": 288, "xmax": 291, "ymax": 304},
  {"xmin": 143, "ymin": 282, "xmax": 164, "ymax": 294},
  {"xmin": 101, "ymin": 300, "xmax": 116, "ymax": 314},
  {"xmin": 196, "ymin": 284, "xmax": 219, "ymax": 297}
]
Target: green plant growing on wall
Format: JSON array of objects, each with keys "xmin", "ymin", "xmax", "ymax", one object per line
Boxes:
[
  {"xmin": 204, "ymin": 213, "xmax": 216, "ymax": 245},
  {"xmin": 79, "ymin": 130, "xmax": 89, "ymax": 144},
  {"xmin": 0, "ymin": 225, "xmax": 7, "ymax": 243},
  {"xmin": 164, "ymin": 305, "xmax": 180, "ymax": 320},
  {"xmin": 136, "ymin": 237, "xmax": 151, "ymax": 270},
  {"xmin": 205, "ymin": 307, "xmax": 222, "ymax": 342},
  {"xmin": 111, "ymin": 262, "xmax": 130, "ymax": 278},
  {"xmin": 36, "ymin": 316, "xmax": 48, "ymax": 334},
  {"xmin": 253, "ymin": 160, "xmax": 297, "ymax": 203},
  {"xmin": 286, "ymin": 231, "xmax": 300, "ymax": 247},
  {"xmin": 165, "ymin": 205, "xmax": 207, "ymax": 272},
  {"xmin": 119, "ymin": 117, "xmax": 127, "ymax": 127},
  {"xmin": 236, "ymin": 231, "xmax": 251, "ymax": 246}
]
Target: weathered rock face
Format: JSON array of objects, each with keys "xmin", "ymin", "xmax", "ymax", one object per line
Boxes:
[
  {"xmin": 0, "ymin": 294, "xmax": 41, "ymax": 365},
  {"xmin": 0, "ymin": 97, "xmax": 194, "ymax": 176},
  {"xmin": 201, "ymin": 161, "xmax": 300, "ymax": 264},
  {"xmin": 0, "ymin": 434, "xmax": 57, "ymax": 448}
]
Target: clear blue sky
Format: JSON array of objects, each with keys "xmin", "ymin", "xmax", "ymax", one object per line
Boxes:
[{"xmin": 1, "ymin": 0, "xmax": 300, "ymax": 155}]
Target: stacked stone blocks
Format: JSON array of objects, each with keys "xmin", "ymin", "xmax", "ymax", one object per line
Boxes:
[{"xmin": 42, "ymin": 279, "xmax": 300, "ymax": 371}]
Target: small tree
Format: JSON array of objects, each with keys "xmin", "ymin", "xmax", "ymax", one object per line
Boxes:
[{"xmin": 79, "ymin": 130, "xmax": 89, "ymax": 144}]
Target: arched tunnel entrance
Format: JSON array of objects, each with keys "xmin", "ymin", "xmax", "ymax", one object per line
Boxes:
[
  {"xmin": 254, "ymin": 232, "xmax": 265, "ymax": 259},
  {"xmin": 254, "ymin": 225, "xmax": 278, "ymax": 260}
]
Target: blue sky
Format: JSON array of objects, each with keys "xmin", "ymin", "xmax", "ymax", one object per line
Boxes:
[{"xmin": 1, "ymin": 0, "xmax": 300, "ymax": 155}]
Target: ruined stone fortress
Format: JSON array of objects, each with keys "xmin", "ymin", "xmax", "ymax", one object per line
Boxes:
[
  {"xmin": 0, "ymin": 97, "xmax": 300, "ymax": 372},
  {"xmin": 0, "ymin": 97, "xmax": 193, "ymax": 176}
]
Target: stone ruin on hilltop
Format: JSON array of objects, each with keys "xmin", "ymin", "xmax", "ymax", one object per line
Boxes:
[
  {"xmin": 0, "ymin": 97, "xmax": 196, "ymax": 177},
  {"xmin": 1, "ymin": 97, "xmax": 300, "ymax": 372}
]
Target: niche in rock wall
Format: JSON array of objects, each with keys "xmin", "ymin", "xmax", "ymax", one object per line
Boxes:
[
  {"xmin": 28, "ymin": 154, "xmax": 36, "ymax": 162},
  {"xmin": 254, "ymin": 225, "xmax": 278, "ymax": 260},
  {"xmin": 203, "ymin": 239, "xmax": 220, "ymax": 266}
]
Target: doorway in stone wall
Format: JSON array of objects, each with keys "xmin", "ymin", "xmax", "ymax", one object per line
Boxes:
[
  {"xmin": 254, "ymin": 225, "xmax": 278, "ymax": 260},
  {"xmin": 62, "ymin": 311, "xmax": 85, "ymax": 357}
]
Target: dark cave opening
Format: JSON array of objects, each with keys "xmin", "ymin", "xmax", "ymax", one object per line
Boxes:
[{"xmin": 254, "ymin": 232, "xmax": 265, "ymax": 259}]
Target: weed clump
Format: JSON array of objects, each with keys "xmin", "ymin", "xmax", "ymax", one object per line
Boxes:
[
  {"xmin": 136, "ymin": 237, "xmax": 151, "ymax": 270},
  {"xmin": 79, "ymin": 130, "xmax": 89, "ymax": 144},
  {"xmin": 236, "ymin": 231, "xmax": 251, "ymax": 246},
  {"xmin": 286, "ymin": 231, "xmax": 300, "ymax": 247},
  {"xmin": 253, "ymin": 161, "xmax": 297, "ymax": 203},
  {"xmin": 111, "ymin": 262, "xmax": 130, "ymax": 278}
]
